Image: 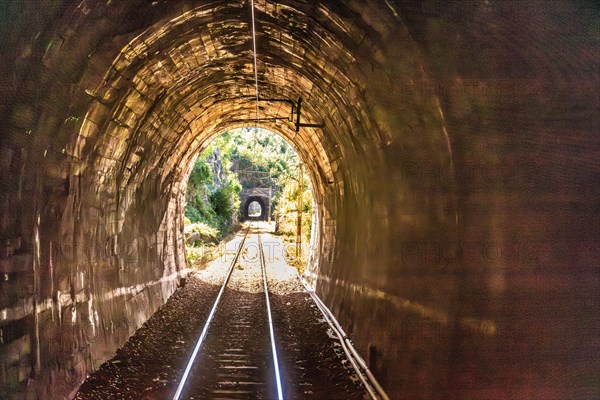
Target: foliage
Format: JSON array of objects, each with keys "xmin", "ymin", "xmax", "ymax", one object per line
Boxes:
[
  {"xmin": 226, "ymin": 128, "xmax": 297, "ymax": 190},
  {"xmin": 186, "ymin": 245, "xmax": 216, "ymax": 268},
  {"xmin": 184, "ymin": 221, "xmax": 219, "ymax": 268},
  {"xmin": 274, "ymin": 168, "xmax": 313, "ymax": 239},
  {"xmin": 274, "ymin": 165, "xmax": 313, "ymax": 275},
  {"xmin": 213, "ymin": 169, "xmax": 242, "ymax": 231},
  {"xmin": 185, "ymin": 222, "xmax": 218, "ymax": 238},
  {"xmin": 210, "ymin": 189, "xmax": 232, "ymax": 220},
  {"xmin": 189, "ymin": 161, "xmax": 212, "ymax": 188},
  {"xmin": 184, "ymin": 147, "xmax": 241, "ymax": 238},
  {"xmin": 184, "ymin": 155, "xmax": 215, "ymax": 223}
]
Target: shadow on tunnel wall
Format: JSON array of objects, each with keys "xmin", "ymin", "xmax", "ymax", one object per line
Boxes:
[{"xmin": 0, "ymin": 1, "xmax": 598, "ymax": 399}]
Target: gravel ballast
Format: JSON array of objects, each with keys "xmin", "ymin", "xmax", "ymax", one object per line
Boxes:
[{"xmin": 76, "ymin": 226, "xmax": 367, "ymax": 399}]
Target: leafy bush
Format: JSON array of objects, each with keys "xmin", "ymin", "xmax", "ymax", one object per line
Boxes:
[
  {"xmin": 186, "ymin": 245, "xmax": 216, "ymax": 268},
  {"xmin": 184, "ymin": 147, "xmax": 242, "ymax": 239},
  {"xmin": 274, "ymin": 167, "xmax": 313, "ymax": 254},
  {"xmin": 210, "ymin": 189, "xmax": 232, "ymax": 220},
  {"xmin": 189, "ymin": 161, "xmax": 212, "ymax": 187},
  {"xmin": 185, "ymin": 222, "xmax": 218, "ymax": 238}
]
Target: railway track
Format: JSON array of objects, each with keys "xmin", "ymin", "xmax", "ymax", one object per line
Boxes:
[
  {"xmin": 172, "ymin": 221, "xmax": 388, "ymax": 400},
  {"xmin": 172, "ymin": 222, "xmax": 283, "ymax": 399}
]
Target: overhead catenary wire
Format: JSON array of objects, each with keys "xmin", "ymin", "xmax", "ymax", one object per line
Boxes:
[{"xmin": 250, "ymin": 0, "xmax": 260, "ymax": 125}]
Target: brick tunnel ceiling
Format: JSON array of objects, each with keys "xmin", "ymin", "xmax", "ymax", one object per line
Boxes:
[
  {"xmin": 2, "ymin": 0, "xmax": 598, "ymax": 398},
  {"xmin": 79, "ymin": 0, "xmax": 403, "ymax": 205}
]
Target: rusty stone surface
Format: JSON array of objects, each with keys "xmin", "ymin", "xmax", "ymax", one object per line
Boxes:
[{"xmin": 0, "ymin": 1, "xmax": 598, "ymax": 399}]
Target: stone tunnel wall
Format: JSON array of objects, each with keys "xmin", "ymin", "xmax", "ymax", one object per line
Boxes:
[{"xmin": 0, "ymin": 1, "xmax": 598, "ymax": 399}]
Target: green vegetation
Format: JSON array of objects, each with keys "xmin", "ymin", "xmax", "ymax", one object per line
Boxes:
[
  {"xmin": 185, "ymin": 221, "xmax": 218, "ymax": 240},
  {"xmin": 184, "ymin": 142, "xmax": 242, "ymax": 239},
  {"xmin": 220, "ymin": 128, "xmax": 297, "ymax": 189},
  {"xmin": 273, "ymin": 169, "xmax": 312, "ymax": 239},
  {"xmin": 273, "ymin": 166, "xmax": 313, "ymax": 273},
  {"xmin": 184, "ymin": 220, "xmax": 219, "ymax": 267},
  {"xmin": 184, "ymin": 160, "xmax": 214, "ymax": 223}
]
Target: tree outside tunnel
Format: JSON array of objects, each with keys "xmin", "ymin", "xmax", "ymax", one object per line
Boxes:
[
  {"xmin": 0, "ymin": 1, "xmax": 597, "ymax": 399},
  {"xmin": 183, "ymin": 135, "xmax": 241, "ymax": 239}
]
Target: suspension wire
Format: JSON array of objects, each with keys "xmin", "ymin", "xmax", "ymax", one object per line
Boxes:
[{"xmin": 250, "ymin": 0, "xmax": 260, "ymax": 127}]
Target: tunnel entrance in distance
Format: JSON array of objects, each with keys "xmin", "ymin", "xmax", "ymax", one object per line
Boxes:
[
  {"xmin": 182, "ymin": 128, "xmax": 316, "ymax": 276},
  {"xmin": 248, "ymin": 200, "xmax": 263, "ymax": 218}
]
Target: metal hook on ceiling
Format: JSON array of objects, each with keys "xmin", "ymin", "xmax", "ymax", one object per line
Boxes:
[{"xmin": 294, "ymin": 97, "xmax": 325, "ymax": 132}]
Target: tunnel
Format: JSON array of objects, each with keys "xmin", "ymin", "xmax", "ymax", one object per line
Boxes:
[
  {"xmin": 0, "ymin": 1, "xmax": 598, "ymax": 399},
  {"xmin": 242, "ymin": 196, "xmax": 268, "ymax": 221}
]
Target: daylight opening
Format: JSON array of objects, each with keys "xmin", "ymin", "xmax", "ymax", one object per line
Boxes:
[
  {"xmin": 184, "ymin": 127, "xmax": 316, "ymax": 274},
  {"xmin": 248, "ymin": 201, "xmax": 262, "ymax": 218}
]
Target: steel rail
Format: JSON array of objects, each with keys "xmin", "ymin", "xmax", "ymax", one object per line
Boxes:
[
  {"xmin": 172, "ymin": 227, "xmax": 250, "ymax": 400},
  {"xmin": 298, "ymin": 275, "xmax": 390, "ymax": 400},
  {"xmin": 257, "ymin": 225, "xmax": 285, "ymax": 399}
]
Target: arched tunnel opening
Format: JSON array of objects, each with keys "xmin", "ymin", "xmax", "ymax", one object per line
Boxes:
[
  {"xmin": 183, "ymin": 125, "xmax": 317, "ymax": 269},
  {"xmin": 0, "ymin": 1, "xmax": 598, "ymax": 399},
  {"xmin": 245, "ymin": 197, "xmax": 267, "ymax": 220},
  {"xmin": 247, "ymin": 200, "xmax": 263, "ymax": 218}
]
